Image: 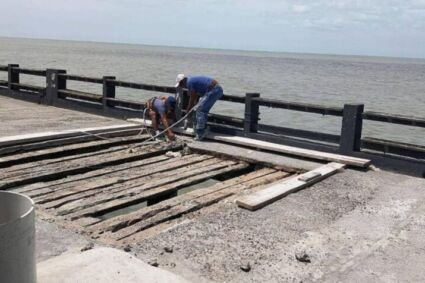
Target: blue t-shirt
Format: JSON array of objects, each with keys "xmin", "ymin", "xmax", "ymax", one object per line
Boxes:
[
  {"xmin": 153, "ymin": 98, "xmax": 166, "ymax": 115},
  {"xmin": 187, "ymin": 76, "xmax": 213, "ymax": 96}
]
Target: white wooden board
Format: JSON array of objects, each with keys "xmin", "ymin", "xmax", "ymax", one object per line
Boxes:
[{"xmin": 236, "ymin": 162, "xmax": 346, "ymax": 211}]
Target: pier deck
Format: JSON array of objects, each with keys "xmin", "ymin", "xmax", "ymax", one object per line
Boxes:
[
  {"xmin": 0, "ymin": 95, "xmax": 130, "ymax": 138},
  {"xmin": 1, "ymin": 96, "xmax": 425, "ymax": 283}
]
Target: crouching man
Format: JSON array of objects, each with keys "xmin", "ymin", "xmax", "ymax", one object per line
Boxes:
[{"xmin": 145, "ymin": 96, "xmax": 176, "ymax": 141}]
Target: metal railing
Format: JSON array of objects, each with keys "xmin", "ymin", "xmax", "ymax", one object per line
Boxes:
[{"xmin": 0, "ymin": 63, "xmax": 424, "ymax": 164}]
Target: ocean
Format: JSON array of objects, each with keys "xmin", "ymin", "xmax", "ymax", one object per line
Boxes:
[{"xmin": 1, "ymin": 37, "xmax": 424, "ymax": 145}]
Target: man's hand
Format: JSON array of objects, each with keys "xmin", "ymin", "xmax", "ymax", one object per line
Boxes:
[{"xmin": 167, "ymin": 132, "xmax": 176, "ymax": 141}]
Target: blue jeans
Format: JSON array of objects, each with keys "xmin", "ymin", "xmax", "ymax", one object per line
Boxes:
[{"xmin": 195, "ymin": 85, "xmax": 223, "ymax": 134}]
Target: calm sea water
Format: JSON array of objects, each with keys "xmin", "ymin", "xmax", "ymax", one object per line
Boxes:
[{"xmin": 1, "ymin": 37, "xmax": 424, "ymax": 145}]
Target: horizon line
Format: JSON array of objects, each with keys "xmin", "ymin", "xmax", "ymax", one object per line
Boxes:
[{"xmin": 1, "ymin": 35, "xmax": 425, "ymax": 61}]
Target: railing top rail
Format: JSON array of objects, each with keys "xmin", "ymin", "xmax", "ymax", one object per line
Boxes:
[
  {"xmin": 363, "ymin": 111, "xmax": 425, "ymax": 128},
  {"xmin": 0, "ymin": 65, "xmax": 8, "ymax": 71},
  {"xmin": 253, "ymin": 97, "xmax": 344, "ymax": 116},
  {"xmin": 59, "ymin": 74, "xmax": 103, "ymax": 84},
  {"xmin": 111, "ymin": 79, "xmax": 176, "ymax": 94},
  {"xmin": 12, "ymin": 67, "xmax": 46, "ymax": 77},
  {"xmin": 221, "ymin": 94, "xmax": 245, "ymax": 103}
]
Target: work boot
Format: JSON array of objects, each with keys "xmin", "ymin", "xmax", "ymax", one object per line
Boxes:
[{"xmin": 194, "ymin": 127, "xmax": 209, "ymax": 141}]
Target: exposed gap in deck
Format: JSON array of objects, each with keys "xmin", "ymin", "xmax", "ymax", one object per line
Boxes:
[{"xmin": 92, "ymin": 163, "xmax": 257, "ymax": 221}]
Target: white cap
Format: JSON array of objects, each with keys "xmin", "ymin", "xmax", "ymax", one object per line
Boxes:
[{"xmin": 175, "ymin": 74, "xmax": 185, "ymax": 87}]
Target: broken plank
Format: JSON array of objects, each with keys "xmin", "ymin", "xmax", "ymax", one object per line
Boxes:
[
  {"xmin": 114, "ymin": 170, "xmax": 289, "ymax": 242},
  {"xmin": 29, "ymin": 154, "xmax": 200, "ymax": 200},
  {"xmin": 0, "ymin": 128, "xmax": 146, "ymax": 156},
  {"xmin": 1, "ymin": 143, "xmax": 138, "ymax": 178},
  {"xmin": 0, "ymin": 135, "xmax": 149, "ymax": 167},
  {"xmin": 14, "ymin": 154, "xmax": 170, "ymax": 196},
  {"xmin": 37, "ymin": 154, "xmax": 212, "ymax": 207},
  {"xmin": 87, "ymin": 167, "xmax": 278, "ymax": 233},
  {"xmin": 0, "ymin": 144, "xmax": 178, "ymax": 190},
  {"xmin": 236, "ymin": 162, "xmax": 346, "ymax": 211},
  {"xmin": 56, "ymin": 158, "xmax": 233, "ymax": 216},
  {"xmin": 1, "ymin": 144, "xmax": 152, "ymax": 184},
  {"xmin": 64, "ymin": 161, "xmax": 248, "ymax": 220},
  {"xmin": 0, "ymin": 124, "xmax": 140, "ymax": 147}
]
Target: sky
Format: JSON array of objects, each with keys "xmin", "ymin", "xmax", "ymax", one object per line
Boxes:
[{"xmin": 1, "ymin": 0, "xmax": 425, "ymax": 58}]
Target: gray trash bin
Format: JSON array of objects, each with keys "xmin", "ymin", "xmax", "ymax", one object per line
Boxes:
[{"xmin": 0, "ymin": 191, "xmax": 36, "ymax": 283}]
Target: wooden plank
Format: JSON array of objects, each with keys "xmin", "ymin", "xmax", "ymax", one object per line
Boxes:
[
  {"xmin": 0, "ymin": 124, "xmax": 140, "ymax": 147},
  {"xmin": 13, "ymin": 155, "xmax": 170, "ymax": 195},
  {"xmin": 128, "ymin": 118, "xmax": 370, "ymax": 167},
  {"xmin": 56, "ymin": 158, "xmax": 232, "ymax": 216},
  {"xmin": 114, "ymin": 170, "xmax": 289, "ymax": 242},
  {"xmin": 0, "ymin": 128, "xmax": 146, "ymax": 156},
  {"xmin": 1, "ymin": 142, "xmax": 138, "ymax": 176},
  {"xmin": 63, "ymin": 161, "xmax": 248, "ymax": 220},
  {"xmin": 37, "ymin": 155, "xmax": 211, "ymax": 207},
  {"xmin": 0, "ymin": 144, "xmax": 143, "ymax": 187},
  {"xmin": 236, "ymin": 162, "xmax": 346, "ymax": 211},
  {"xmin": 88, "ymin": 167, "xmax": 278, "ymax": 233},
  {"xmin": 0, "ymin": 135, "xmax": 149, "ymax": 167},
  {"xmin": 26, "ymin": 154, "xmax": 189, "ymax": 200},
  {"xmin": 0, "ymin": 144, "xmax": 177, "ymax": 190},
  {"xmin": 188, "ymin": 141, "xmax": 321, "ymax": 171},
  {"xmin": 210, "ymin": 135, "xmax": 370, "ymax": 167}
]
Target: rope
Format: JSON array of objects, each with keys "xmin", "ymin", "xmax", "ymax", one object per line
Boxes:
[
  {"xmin": 128, "ymin": 107, "xmax": 195, "ymax": 150},
  {"xmin": 76, "ymin": 102, "xmax": 196, "ymax": 152}
]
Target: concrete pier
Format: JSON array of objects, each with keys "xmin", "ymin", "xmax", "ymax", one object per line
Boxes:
[{"xmin": 1, "ymin": 95, "xmax": 425, "ymax": 283}]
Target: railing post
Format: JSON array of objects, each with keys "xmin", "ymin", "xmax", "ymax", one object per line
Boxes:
[
  {"xmin": 102, "ymin": 76, "xmax": 116, "ymax": 110},
  {"xmin": 8, "ymin": 64, "xmax": 19, "ymax": 92},
  {"xmin": 340, "ymin": 104, "xmax": 364, "ymax": 154},
  {"xmin": 244, "ymin": 93, "xmax": 260, "ymax": 134},
  {"xmin": 45, "ymin": 69, "xmax": 66, "ymax": 105}
]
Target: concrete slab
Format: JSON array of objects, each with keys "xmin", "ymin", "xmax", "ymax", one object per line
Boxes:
[
  {"xmin": 134, "ymin": 169, "xmax": 425, "ymax": 282},
  {"xmin": 0, "ymin": 95, "xmax": 128, "ymax": 138},
  {"xmin": 37, "ymin": 247, "xmax": 191, "ymax": 283}
]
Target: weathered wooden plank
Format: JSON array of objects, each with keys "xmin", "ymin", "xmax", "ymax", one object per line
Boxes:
[
  {"xmin": 56, "ymin": 157, "xmax": 230, "ymax": 216},
  {"xmin": 14, "ymin": 154, "xmax": 170, "ymax": 195},
  {"xmin": 88, "ymin": 167, "xmax": 279, "ymax": 234},
  {"xmin": 0, "ymin": 135, "xmax": 149, "ymax": 167},
  {"xmin": 1, "ymin": 144, "xmax": 148, "ymax": 185},
  {"xmin": 0, "ymin": 124, "xmax": 140, "ymax": 147},
  {"xmin": 0, "ymin": 144, "xmax": 177, "ymax": 190},
  {"xmin": 64, "ymin": 161, "xmax": 248, "ymax": 220},
  {"xmin": 114, "ymin": 170, "xmax": 289, "ymax": 242},
  {"xmin": 129, "ymin": 118, "xmax": 370, "ymax": 167},
  {"xmin": 211, "ymin": 135, "xmax": 370, "ymax": 167},
  {"xmin": 0, "ymin": 128, "xmax": 145, "ymax": 156},
  {"xmin": 236, "ymin": 162, "xmax": 346, "ymax": 211},
  {"xmin": 1, "ymin": 143, "xmax": 137, "ymax": 177},
  {"xmin": 25, "ymin": 154, "xmax": 186, "ymax": 200},
  {"xmin": 37, "ymin": 154, "xmax": 211, "ymax": 207},
  {"xmin": 188, "ymin": 141, "xmax": 320, "ymax": 171}
]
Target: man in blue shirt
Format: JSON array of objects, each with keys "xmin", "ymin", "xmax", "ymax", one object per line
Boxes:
[
  {"xmin": 145, "ymin": 96, "xmax": 176, "ymax": 141},
  {"xmin": 175, "ymin": 74, "xmax": 223, "ymax": 141}
]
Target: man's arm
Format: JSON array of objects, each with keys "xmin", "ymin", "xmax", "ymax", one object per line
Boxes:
[
  {"xmin": 149, "ymin": 110, "xmax": 158, "ymax": 131},
  {"xmin": 186, "ymin": 90, "xmax": 198, "ymax": 112},
  {"xmin": 160, "ymin": 114, "xmax": 175, "ymax": 141}
]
